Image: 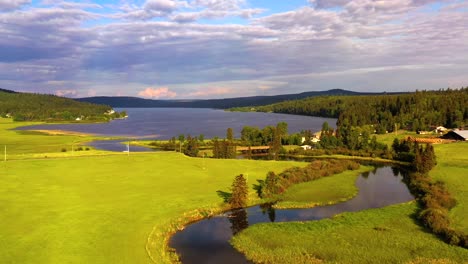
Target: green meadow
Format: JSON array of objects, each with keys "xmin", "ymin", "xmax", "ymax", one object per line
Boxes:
[
  {"xmin": 274, "ymin": 166, "xmax": 372, "ymax": 209},
  {"xmin": 2, "ymin": 117, "xmax": 467, "ymax": 263},
  {"xmin": 0, "ymin": 119, "xmax": 307, "ymax": 263},
  {"xmin": 231, "ymin": 202, "xmax": 468, "ymax": 264},
  {"xmin": 231, "ymin": 142, "xmax": 468, "ymax": 263},
  {"xmin": 0, "ymin": 118, "xmax": 102, "ymax": 157},
  {"xmin": 431, "ymin": 142, "xmax": 468, "ymax": 233}
]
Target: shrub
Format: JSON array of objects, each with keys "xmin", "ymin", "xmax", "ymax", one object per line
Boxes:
[
  {"xmin": 257, "ymin": 160, "xmax": 360, "ymax": 198},
  {"xmin": 419, "ymin": 208, "xmax": 450, "ymax": 234}
]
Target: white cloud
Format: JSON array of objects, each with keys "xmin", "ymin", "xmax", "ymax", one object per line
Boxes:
[
  {"xmin": 0, "ymin": 0, "xmax": 467, "ymax": 98},
  {"xmin": 55, "ymin": 89, "xmax": 77, "ymax": 97},
  {"xmin": 144, "ymin": 0, "xmax": 177, "ymax": 13},
  {"xmin": 0, "ymin": 0, "xmax": 30, "ymax": 11},
  {"xmin": 138, "ymin": 87, "xmax": 177, "ymax": 98}
]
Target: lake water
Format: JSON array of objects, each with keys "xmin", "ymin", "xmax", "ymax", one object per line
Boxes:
[
  {"xmin": 169, "ymin": 166, "xmax": 414, "ymax": 264},
  {"xmin": 17, "ymin": 108, "xmax": 337, "ymax": 140}
]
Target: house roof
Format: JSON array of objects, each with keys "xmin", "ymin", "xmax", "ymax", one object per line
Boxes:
[{"xmin": 451, "ymin": 130, "xmax": 468, "ymax": 139}]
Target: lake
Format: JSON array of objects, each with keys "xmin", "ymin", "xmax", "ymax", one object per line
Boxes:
[{"xmin": 17, "ymin": 108, "xmax": 337, "ymax": 140}]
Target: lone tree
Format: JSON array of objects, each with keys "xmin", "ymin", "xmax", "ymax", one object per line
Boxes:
[{"xmin": 230, "ymin": 174, "xmax": 248, "ymax": 208}]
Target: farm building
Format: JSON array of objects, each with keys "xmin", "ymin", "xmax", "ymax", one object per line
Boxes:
[{"xmin": 442, "ymin": 130, "xmax": 468, "ymax": 141}]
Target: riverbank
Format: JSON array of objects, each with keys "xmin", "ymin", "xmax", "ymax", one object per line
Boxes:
[
  {"xmin": 273, "ymin": 166, "xmax": 372, "ymax": 209},
  {"xmin": 230, "ymin": 142, "xmax": 468, "ymax": 263},
  {"xmin": 232, "ymin": 202, "xmax": 468, "ymax": 264}
]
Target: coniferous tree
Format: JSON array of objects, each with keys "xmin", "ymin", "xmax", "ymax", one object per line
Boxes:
[
  {"xmin": 264, "ymin": 171, "xmax": 279, "ymax": 197},
  {"xmin": 226, "ymin": 128, "xmax": 234, "ymax": 141},
  {"xmin": 212, "ymin": 137, "xmax": 220, "ymax": 158},
  {"xmin": 230, "ymin": 174, "xmax": 248, "ymax": 208}
]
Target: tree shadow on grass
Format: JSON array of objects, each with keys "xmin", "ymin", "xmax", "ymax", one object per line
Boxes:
[{"xmin": 216, "ymin": 190, "xmax": 232, "ymax": 203}]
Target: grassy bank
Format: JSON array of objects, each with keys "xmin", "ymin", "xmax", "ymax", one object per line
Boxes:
[
  {"xmin": 232, "ymin": 202, "xmax": 468, "ymax": 264},
  {"xmin": 0, "ymin": 118, "xmax": 97, "ymax": 156},
  {"xmin": 431, "ymin": 142, "xmax": 468, "ymax": 233},
  {"xmin": 0, "ymin": 151, "xmax": 305, "ymax": 263},
  {"xmin": 231, "ymin": 141, "xmax": 468, "ymax": 263},
  {"xmin": 274, "ymin": 166, "xmax": 372, "ymax": 208}
]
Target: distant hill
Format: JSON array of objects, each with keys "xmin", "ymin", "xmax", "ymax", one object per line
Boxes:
[
  {"xmin": 0, "ymin": 88, "xmax": 17, "ymax": 94},
  {"xmin": 77, "ymin": 89, "xmax": 398, "ymax": 109},
  {"xmin": 0, "ymin": 89, "xmax": 118, "ymax": 122}
]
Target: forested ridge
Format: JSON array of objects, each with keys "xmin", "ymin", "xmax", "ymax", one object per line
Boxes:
[
  {"xmin": 0, "ymin": 90, "xmax": 117, "ymax": 122},
  {"xmin": 233, "ymin": 88, "xmax": 468, "ymax": 132}
]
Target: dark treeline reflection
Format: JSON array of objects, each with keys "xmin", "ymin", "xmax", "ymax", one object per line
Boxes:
[
  {"xmin": 228, "ymin": 209, "xmax": 249, "ymax": 235},
  {"xmin": 260, "ymin": 203, "xmax": 276, "ymax": 223}
]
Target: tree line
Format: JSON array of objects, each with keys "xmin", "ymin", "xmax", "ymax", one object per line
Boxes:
[
  {"xmin": 0, "ymin": 90, "xmax": 125, "ymax": 122},
  {"xmin": 396, "ymin": 141, "xmax": 468, "ymax": 248},
  {"xmin": 233, "ymin": 88, "xmax": 468, "ymax": 132}
]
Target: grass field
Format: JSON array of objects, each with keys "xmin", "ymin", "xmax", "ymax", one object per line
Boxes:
[
  {"xmin": 0, "ymin": 118, "xmax": 97, "ymax": 156},
  {"xmin": 274, "ymin": 166, "xmax": 372, "ymax": 208},
  {"xmin": 232, "ymin": 202, "xmax": 468, "ymax": 264},
  {"xmin": 231, "ymin": 141, "xmax": 468, "ymax": 263},
  {"xmin": 2, "ymin": 118, "xmax": 467, "ymax": 263},
  {"xmin": 431, "ymin": 142, "xmax": 468, "ymax": 233},
  {"xmin": 0, "ymin": 151, "xmax": 305, "ymax": 263}
]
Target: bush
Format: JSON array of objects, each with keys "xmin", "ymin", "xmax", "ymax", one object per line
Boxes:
[
  {"xmin": 419, "ymin": 208, "xmax": 450, "ymax": 234},
  {"xmin": 61, "ymin": 148, "xmax": 67, "ymax": 152}
]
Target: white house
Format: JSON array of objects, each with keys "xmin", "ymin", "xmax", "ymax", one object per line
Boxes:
[
  {"xmin": 435, "ymin": 126, "xmax": 448, "ymax": 134},
  {"xmin": 301, "ymin": 145, "xmax": 312, "ymax": 150}
]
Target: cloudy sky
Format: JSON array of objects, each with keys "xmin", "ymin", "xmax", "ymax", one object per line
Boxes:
[{"xmin": 0, "ymin": 0, "xmax": 467, "ymax": 99}]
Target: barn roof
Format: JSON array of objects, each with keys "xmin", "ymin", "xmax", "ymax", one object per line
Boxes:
[{"xmin": 451, "ymin": 130, "xmax": 468, "ymax": 140}]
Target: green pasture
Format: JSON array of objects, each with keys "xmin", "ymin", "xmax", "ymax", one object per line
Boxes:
[
  {"xmin": 274, "ymin": 166, "xmax": 372, "ymax": 208},
  {"xmin": 232, "ymin": 202, "xmax": 468, "ymax": 264},
  {"xmin": 0, "ymin": 151, "xmax": 305, "ymax": 263},
  {"xmin": 231, "ymin": 141, "xmax": 468, "ymax": 263},
  {"xmin": 0, "ymin": 118, "xmax": 95, "ymax": 156},
  {"xmin": 374, "ymin": 130, "xmax": 416, "ymax": 146},
  {"xmin": 431, "ymin": 142, "xmax": 468, "ymax": 233}
]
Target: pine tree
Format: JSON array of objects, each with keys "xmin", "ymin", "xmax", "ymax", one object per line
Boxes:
[
  {"xmin": 264, "ymin": 171, "xmax": 279, "ymax": 197},
  {"xmin": 230, "ymin": 174, "xmax": 248, "ymax": 208},
  {"xmin": 226, "ymin": 128, "xmax": 234, "ymax": 141},
  {"xmin": 212, "ymin": 138, "xmax": 220, "ymax": 158}
]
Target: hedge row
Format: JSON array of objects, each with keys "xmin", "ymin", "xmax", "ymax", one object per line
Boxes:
[
  {"xmin": 406, "ymin": 172, "xmax": 468, "ymax": 248},
  {"xmin": 255, "ymin": 159, "xmax": 360, "ymax": 198}
]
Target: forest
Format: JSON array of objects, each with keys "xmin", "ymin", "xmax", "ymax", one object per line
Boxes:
[
  {"xmin": 232, "ymin": 88, "xmax": 468, "ymax": 133},
  {"xmin": 0, "ymin": 90, "xmax": 122, "ymax": 122}
]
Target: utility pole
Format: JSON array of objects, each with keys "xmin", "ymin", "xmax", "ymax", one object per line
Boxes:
[
  {"xmin": 202, "ymin": 153, "xmax": 206, "ymax": 170},
  {"xmin": 127, "ymin": 141, "xmax": 130, "ymax": 156}
]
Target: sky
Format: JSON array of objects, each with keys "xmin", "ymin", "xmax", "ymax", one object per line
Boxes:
[{"xmin": 0, "ymin": 0, "xmax": 467, "ymax": 99}]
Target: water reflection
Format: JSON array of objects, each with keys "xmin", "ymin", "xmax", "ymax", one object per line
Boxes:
[
  {"xmin": 228, "ymin": 209, "xmax": 249, "ymax": 235},
  {"xmin": 169, "ymin": 166, "xmax": 414, "ymax": 264},
  {"xmin": 259, "ymin": 203, "xmax": 276, "ymax": 223}
]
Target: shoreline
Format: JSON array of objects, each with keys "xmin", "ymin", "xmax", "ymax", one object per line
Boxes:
[{"xmin": 31, "ymin": 129, "xmax": 96, "ymax": 137}]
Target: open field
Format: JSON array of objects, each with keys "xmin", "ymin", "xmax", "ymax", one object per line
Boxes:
[
  {"xmin": 231, "ymin": 141, "xmax": 468, "ymax": 263},
  {"xmin": 0, "ymin": 118, "xmax": 97, "ymax": 156},
  {"xmin": 232, "ymin": 202, "xmax": 468, "ymax": 264},
  {"xmin": 0, "ymin": 151, "xmax": 305, "ymax": 263},
  {"xmin": 431, "ymin": 142, "xmax": 468, "ymax": 233},
  {"xmin": 274, "ymin": 166, "xmax": 372, "ymax": 208}
]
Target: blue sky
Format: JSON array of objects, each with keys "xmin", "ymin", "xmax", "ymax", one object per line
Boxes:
[{"xmin": 0, "ymin": 0, "xmax": 467, "ymax": 99}]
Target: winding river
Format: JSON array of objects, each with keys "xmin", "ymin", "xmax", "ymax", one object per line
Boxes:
[{"xmin": 169, "ymin": 165, "xmax": 414, "ymax": 264}]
